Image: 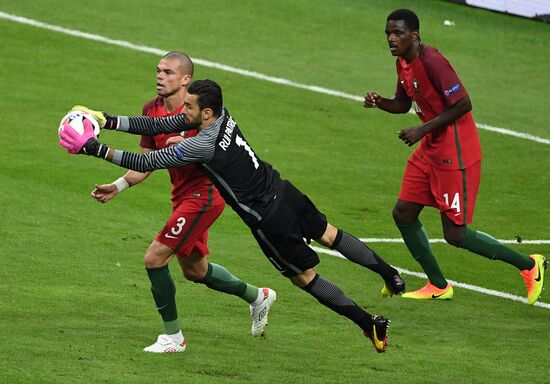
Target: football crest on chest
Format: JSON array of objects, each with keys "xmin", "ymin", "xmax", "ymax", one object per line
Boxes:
[{"xmin": 401, "ymin": 77, "xmax": 422, "ymax": 98}]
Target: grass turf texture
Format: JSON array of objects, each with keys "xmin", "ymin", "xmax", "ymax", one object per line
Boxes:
[{"xmin": 1, "ymin": 1, "xmax": 549, "ymax": 383}]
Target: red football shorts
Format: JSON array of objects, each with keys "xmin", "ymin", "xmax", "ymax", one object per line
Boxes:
[
  {"xmin": 156, "ymin": 196, "xmax": 225, "ymax": 258},
  {"xmin": 398, "ymin": 152, "xmax": 481, "ymax": 225}
]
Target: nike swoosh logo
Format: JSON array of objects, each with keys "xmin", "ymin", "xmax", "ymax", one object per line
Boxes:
[
  {"xmin": 165, "ymin": 234, "xmax": 178, "ymax": 239},
  {"xmin": 535, "ymin": 266, "xmax": 542, "ymax": 282},
  {"xmin": 432, "ymin": 293, "xmax": 445, "ymax": 299}
]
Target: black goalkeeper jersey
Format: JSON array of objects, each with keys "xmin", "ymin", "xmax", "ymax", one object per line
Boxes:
[{"xmin": 113, "ymin": 109, "xmax": 283, "ymax": 227}]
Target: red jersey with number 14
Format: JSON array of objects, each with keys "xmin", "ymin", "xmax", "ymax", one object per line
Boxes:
[
  {"xmin": 140, "ymin": 97, "xmax": 222, "ymax": 204},
  {"xmin": 395, "ymin": 44, "xmax": 482, "ymax": 170}
]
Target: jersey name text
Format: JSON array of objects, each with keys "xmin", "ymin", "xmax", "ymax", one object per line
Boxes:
[{"xmin": 219, "ymin": 117, "xmax": 236, "ymax": 151}]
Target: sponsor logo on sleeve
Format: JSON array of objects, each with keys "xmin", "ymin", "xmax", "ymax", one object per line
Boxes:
[
  {"xmin": 444, "ymin": 83, "xmax": 461, "ymax": 97},
  {"xmin": 173, "ymin": 144, "xmax": 185, "ymax": 159}
]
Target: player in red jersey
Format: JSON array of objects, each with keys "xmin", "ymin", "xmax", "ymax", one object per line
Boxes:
[
  {"xmin": 91, "ymin": 52, "xmax": 275, "ymax": 352},
  {"xmin": 363, "ymin": 9, "xmax": 546, "ymax": 303}
]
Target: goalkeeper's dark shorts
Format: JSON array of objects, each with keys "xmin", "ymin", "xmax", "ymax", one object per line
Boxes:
[{"xmin": 250, "ymin": 180, "xmax": 327, "ymax": 277}]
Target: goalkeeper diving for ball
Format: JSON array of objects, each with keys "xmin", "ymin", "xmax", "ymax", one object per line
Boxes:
[{"xmin": 59, "ymin": 79, "xmax": 406, "ymax": 353}]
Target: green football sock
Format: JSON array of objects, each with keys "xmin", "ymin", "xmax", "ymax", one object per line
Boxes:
[
  {"xmin": 146, "ymin": 265, "xmax": 180, "ymax": 335},
  {"xmin": 397, "ymin": 219, "xmax": 447, "ymax": 288},
  {"xmin": 195, "ymin": 263, "xmax": 259, "ymax": 303},
  {"xmin": 459, "ymin": 228, "xmax": 534, "ymax": 271}
]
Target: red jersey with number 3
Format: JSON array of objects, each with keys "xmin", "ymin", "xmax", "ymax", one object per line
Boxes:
[
  {"xmin": 395, "ymin": 45, "xmax": 482, "ymax": 170},
  {"xmin": 140, "ymin": 97, "xmax": 223, "ymax": 204}
]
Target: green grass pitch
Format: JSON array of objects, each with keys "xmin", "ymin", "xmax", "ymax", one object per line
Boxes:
[{"xmin": 1, "ymin": 1, "xmax": 549, "ymax": 383}]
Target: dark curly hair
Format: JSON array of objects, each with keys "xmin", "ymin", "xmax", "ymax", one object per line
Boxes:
[
  {"xmin": 387, "ymin": 9, "xmax": 420, "ymax": 32},
  {"xmin": 187, "ymin": 79, "xmax": 223, "ymax": 117}
]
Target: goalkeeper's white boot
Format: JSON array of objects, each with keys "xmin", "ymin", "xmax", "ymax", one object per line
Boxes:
[
  {"xmin": 250, "ymin": 288, "xmax": 276, "ymax": 336},
  {"xmin": 143, "ymin": 334, "xmax": 186, "ymax": 353}
]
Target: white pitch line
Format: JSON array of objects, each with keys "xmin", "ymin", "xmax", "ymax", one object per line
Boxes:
[
  {"xmin": 359, "ymin": 238, "xmax": 550, "ymax": 245},
  {"xmin": 476, "ymin": 122, "xmax": 550, "ymax": 145},
  {"xmin": 310, "ymin": 246, "xmax": 550, "ymax": 309},
  {"xmin": 1, "ymin": 11, "xmax": 549, "ymax": 146}
]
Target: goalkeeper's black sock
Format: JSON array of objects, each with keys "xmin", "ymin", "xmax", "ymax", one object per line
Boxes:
[
  {"xmin": 332, "ymin": 229, "xmax": 397, "ymax": 279},
  {"xmin": 146, "ymin": 265, "xmax": 180, "ymax": 335},
  {"xmin": 301, "ymin": 274, "xmax": 372, "ymax": 331},
  {"xmin": 194, "ymin": 263, "xmax": 259, "ymax": 303}
]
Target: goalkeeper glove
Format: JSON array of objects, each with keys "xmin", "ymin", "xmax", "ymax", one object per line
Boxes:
[
  {"xmin": 71, "ymin": 105, "xmax": 118, "ymax": 130},
  {"xmin": 59, "ymin": 119, "xmax": 109, "ymax": 158},
  {"xmin": 80, "ymin": 137, "xmax": 109, "ymax": 158}
]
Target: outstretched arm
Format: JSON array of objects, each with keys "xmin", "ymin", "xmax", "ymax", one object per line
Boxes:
[
  {"xmin": 108, "ymin": 145, "xmax": 192, "ymax": 173},
  {"xmin": 117, "ymin": 114, "xmax": 192, "ymax": 135},
  {"xmin": 71, "ymin": 105, "xmax": 191, "ymax": 135},
  {"xmin": 59, "ymin": 121, "xmax": 213, "ymax": 172}
]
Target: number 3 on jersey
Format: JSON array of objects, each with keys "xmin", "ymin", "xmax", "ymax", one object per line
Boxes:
[
  {"xmin": 235, "ymin": 135, "xmax": 259, "ymax": 169},
  {"xmin": 165, "ymin": 217, "xmax": 186, "ymax": 239},
  {"xmin": 443, "ymin": 192, "xmax": 461, "ymax": 214}
]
